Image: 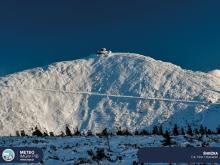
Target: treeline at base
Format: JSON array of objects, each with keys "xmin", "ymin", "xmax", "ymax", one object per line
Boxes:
[{"xmin": 15, "ymin": 124, "xmax": 220, "ymax": 138}]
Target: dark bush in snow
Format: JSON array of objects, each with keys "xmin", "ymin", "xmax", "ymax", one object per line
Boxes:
[
  {"xmin": 32, "ymin": 126, "xmax": 43, "ymax": 137},
  {"xmin": 65, "ymin": 125, "xmax": 72, "ymax": 136}
]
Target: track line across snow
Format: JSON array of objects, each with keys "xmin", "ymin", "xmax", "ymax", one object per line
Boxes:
[{"xmin": 1, "ymin": 85, "xmax": 220, "ymax": 105}]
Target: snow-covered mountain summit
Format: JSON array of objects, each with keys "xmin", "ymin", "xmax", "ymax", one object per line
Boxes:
[{"xmin": 0, "ymin": 52, "xmax": 220, "ymax": 136}]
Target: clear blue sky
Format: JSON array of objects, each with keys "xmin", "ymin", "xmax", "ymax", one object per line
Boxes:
[{"xmin": 0, "ymin": 0, "xmax": 220, "ymax": 76}]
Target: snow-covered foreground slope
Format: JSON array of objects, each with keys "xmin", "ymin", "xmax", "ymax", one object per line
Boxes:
[
  {"xmin": 1, "ymin": 135, "xmax": 220, "ymax": 165},
  {"xmin": 0, "ymin": 52, "xmax": 220, "ymax": 135}
]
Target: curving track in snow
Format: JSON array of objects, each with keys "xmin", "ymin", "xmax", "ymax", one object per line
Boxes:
[{"xmin": 1, "ymin": 85, "xmax": 220, "ymax": 105}]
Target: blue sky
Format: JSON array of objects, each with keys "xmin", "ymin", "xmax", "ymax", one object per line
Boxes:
[{"xmin": 0, "ymin": 0, "xmax": 220, "ymax": 76}]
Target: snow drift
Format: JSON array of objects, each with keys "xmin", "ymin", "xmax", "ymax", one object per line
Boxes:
[
  {"xmin": 0, "ymin": 52, "xmax": 220, "ymax": 136},
  {"xmin": 208, "ymin": 69, "xmax": 220, "ymax": 79}
]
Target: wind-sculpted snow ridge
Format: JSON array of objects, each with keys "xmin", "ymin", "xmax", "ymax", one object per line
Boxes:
[{"xmin": 0, "ymin": 52, "xmax": 220, "ymax": 136}]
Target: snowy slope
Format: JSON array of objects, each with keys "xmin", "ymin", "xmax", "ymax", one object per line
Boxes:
[
  {"xmin": 0, "ymin": 52, "xmax": 220, "ymax": 136},
  {"xmin": 2, "ymin": 135, "xmax": 220, "ymax": 165}
]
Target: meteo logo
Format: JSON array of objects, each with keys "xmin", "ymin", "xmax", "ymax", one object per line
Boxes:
[
  {"xmin": 2, "ymin": 149, "xmax": 15, "ymax": 162},
  {"xmin": 20, "ymin": 150, "xmax": 35, "ymax": 155},
  {"xmin": 203, "ymin": 151, "xmax": 218, "ymax": 156},
  {"xmin": 0, "ymin": 148, "xmax": 43, "ymax": 163}
]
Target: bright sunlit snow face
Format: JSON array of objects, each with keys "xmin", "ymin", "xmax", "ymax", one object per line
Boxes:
[
  {"xmin": 208, "ymin": 70, "xmax": 220, "ymax": 78},
  {"xmin": 0, "ymin": 53, "xmax": 220, "ymax": 136}
]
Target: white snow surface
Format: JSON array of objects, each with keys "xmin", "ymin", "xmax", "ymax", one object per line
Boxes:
[
  {"xmin": 1, "ymin": 135, "xmax": 220, "ymax": 164},
  {"xmin": 0, "ymin": 52, "xmax": 220, "ymax": 136},
  {"xmin": 208, "ymin": 69, "xmax": 220, "ymax": 79}
]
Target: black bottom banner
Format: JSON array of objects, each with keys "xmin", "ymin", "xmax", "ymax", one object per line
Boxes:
[{"xmin": 138, "ymin": 147, "xmax": 220, "ymax": 163}]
